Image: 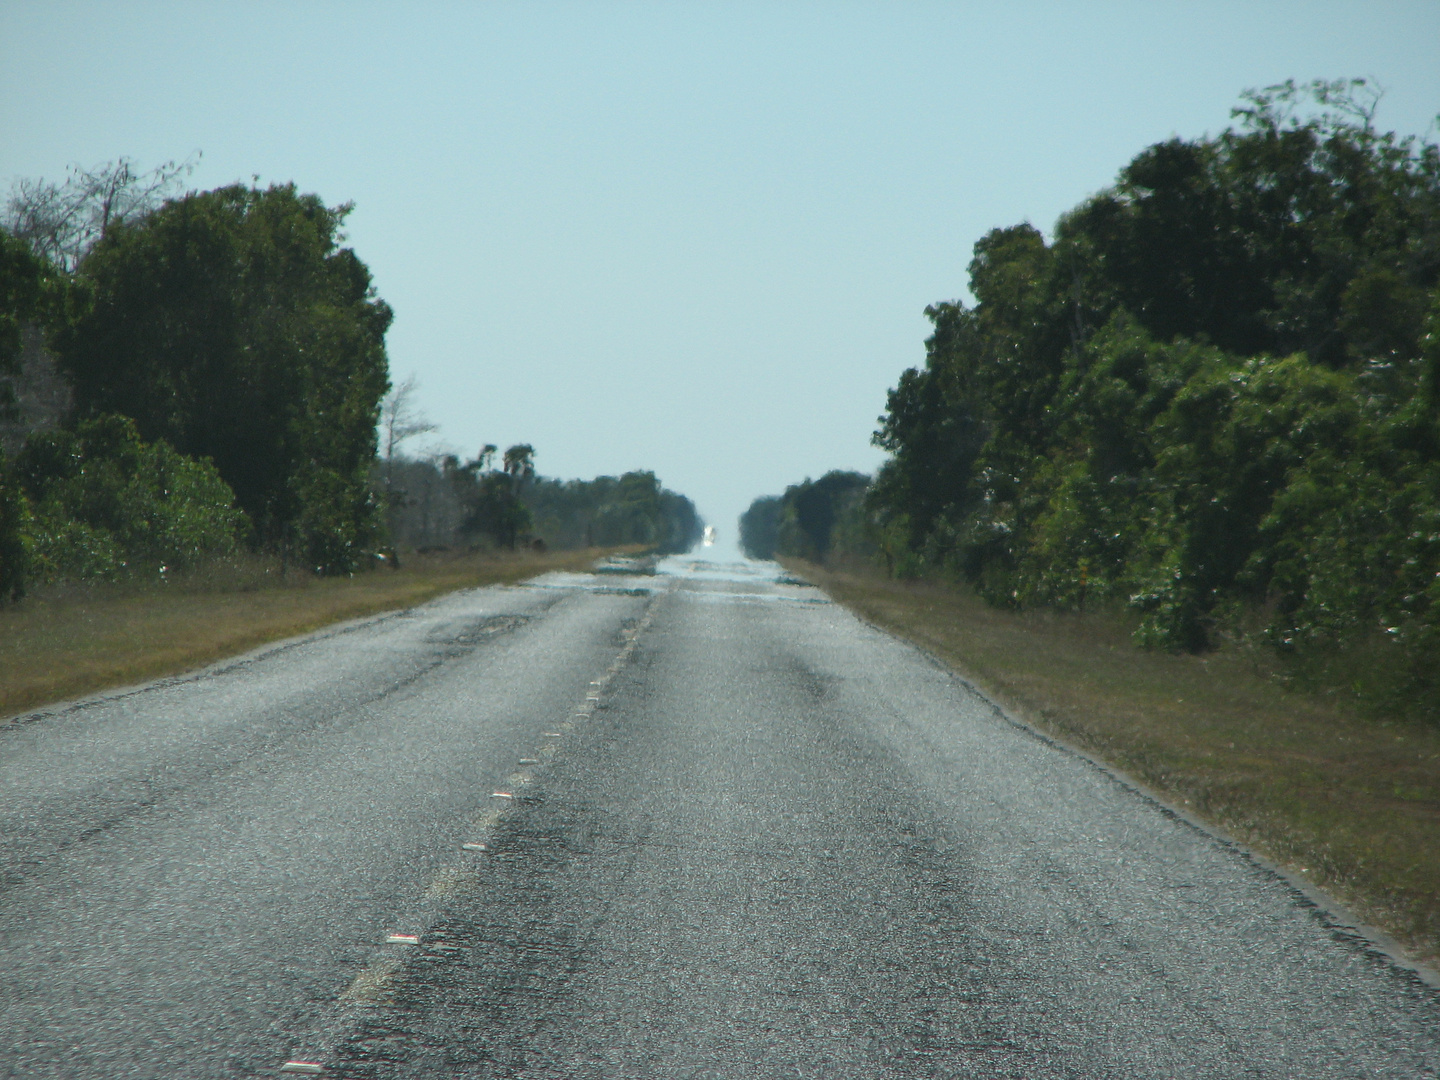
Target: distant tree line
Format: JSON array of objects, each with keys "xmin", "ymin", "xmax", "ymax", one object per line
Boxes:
[
  {"xmin": 744, "ymin": 80, "xmax": 1440, "ymax": 721},
  {"xmin": 526, "ymin": 470, "xmax": 703, "ymax": 553},
  {"xmin": 738, "ymin": 471, "xmax": 869, "ymax": 562},
  {"xmin": 382, "ymin": 446, "xmax": 702, "ymax": 556},
  {"xmin": 0, "ymin": 161, "xmax": 701, "ymax": 597}
]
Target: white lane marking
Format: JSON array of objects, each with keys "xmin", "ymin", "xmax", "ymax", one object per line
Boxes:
[{"xmin": 292, "ymin": 593, "xmax": 665, "ymax": 1069}]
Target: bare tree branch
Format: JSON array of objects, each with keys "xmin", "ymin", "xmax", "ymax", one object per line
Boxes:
[
  {"xmin": 380, "ymin": 375, "xmax": 439, "ymax": 466},
  {"xmin": 3, "ymin": 153, "xmax": 200, "ymax": 270}
]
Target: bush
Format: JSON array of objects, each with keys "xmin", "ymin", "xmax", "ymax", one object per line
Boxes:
[
  {"xmin": 15, "ymin": 414, "xmax": 247, "ymax": 582},
  {"xmin": 290, "ymin": 464, "xmax": 380, "ymax": 575}
]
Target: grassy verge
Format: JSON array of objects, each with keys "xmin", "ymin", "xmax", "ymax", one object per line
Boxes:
[
  {"xmin": 0, "ymin": 547, "xmax": 628, "ymax": 721},
  {"xmin": 788, "ymin": 558, "xmax": 1440, "ymax": 969}
]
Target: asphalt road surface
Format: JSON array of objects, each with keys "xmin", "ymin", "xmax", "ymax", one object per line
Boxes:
[{"xmin": 2, "ymin": 556, "xmax": 1437, "ymax": 1078}]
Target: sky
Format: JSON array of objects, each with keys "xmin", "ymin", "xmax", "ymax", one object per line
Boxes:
[{"xmin": 3, "ymin": 2, "xmax": 1439, "ymax": 555}]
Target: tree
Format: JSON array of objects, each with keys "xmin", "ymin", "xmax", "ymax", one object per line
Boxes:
[
  {"xmin": 52, "ymin": 182, "xmax": 392, "ymax": 572},
  {"xmin": 0, "ymin": 230, "xmax": 50, "ymax": 599},
  {"xmin": 522, "ymin": 470, "xmax": 702, "ymax": 553},
  {"xmin": 741, "ymin": 472, "xmax": 873, "ymax": 565},
  {"xmin": 3, "ymin": 156, "xmax": 198, "ymax": 272},
  {"xmin": 738, "ymin": 496, "xmax": 782, "ymax": 559},
  {"xmin": 0, "ymin": 232, "xmax": 46, "ymax": 382},
  {"xmin": 378, "ymin": 374, "xmax": 437, "ymax": 541},
  {"xmin": 502, "ymin": 443, "xmax": 535, "ymax": 486},
  {"xmin": 446, "ymin": 443, "xmax": 534, "ymax": 550},
  {"xmin": 1063, "ymin": 78, "xmax": 1440, "ymax": 367},
  {"xmin": 867, "ymin": 76, "xmax": 1440, "ymax": 707}
]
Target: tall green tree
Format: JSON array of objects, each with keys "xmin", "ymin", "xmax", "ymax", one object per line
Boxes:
[
  {"xmin": 867, "ymin": 79, "xmax": 1440, "ymax": 720},
  {"xmin": 0, "ymin": 231, "xmax": 47, "ymax": 387},
  {"xmin": 740, "ymin": 472, "xmax": 872, "ymax": 564},
  {"xmin": 53, "ymin": 183, "xmax": 392, "ymax": 572},
  {"xmin": 0, "ymin": 230, "xmax": 50, "ymax": 599},
  {"xmin": 445, "ymin": 444, "xmax": 535, "ymax": 550},
  {"xmin": 738, "ymin": 495, "xmax": 782, "ymax": 559}
]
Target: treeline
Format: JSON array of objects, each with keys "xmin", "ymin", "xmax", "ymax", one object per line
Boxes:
[
  {"xmin": 738, "ymin": 471, "xmax": 869, "ymax": 562},
  {"xmin": 383, "ymin": 448, "xmax": 702, "ymax": 555},
  {"xmin": 745, "ymin": 81, "xmax": 1440, "ymax": 719},
  {"xmin": 526, "ymin": 471, "xmax": 703, "ymax": 553},
  {"xmin": 1, "ymin": 167, "xmax": 390, "ymax": 595},
  {"xmin": 1, "ymin": 161, "xmax": 701, "ymax": 598}
]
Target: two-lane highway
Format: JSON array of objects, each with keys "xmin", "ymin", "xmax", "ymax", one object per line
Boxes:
[{"xmin": 2, "ymin": 557, "xmax": 1437, "ymax": 1077}]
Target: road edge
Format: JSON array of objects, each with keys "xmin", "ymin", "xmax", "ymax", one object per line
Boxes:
[
  {"xmin": 0, "ymin": 577, "xmax": 558, "ymax": 733},
  {"xmin": 818, "ymin": 579, "xmax": 1440, "ymax": 994}
]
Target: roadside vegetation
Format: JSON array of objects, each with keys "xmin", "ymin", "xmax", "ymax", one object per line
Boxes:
[
  {"xmin": 378, "ymin": 383, "xmax": 702, "ymax": 557},
  {"xmin": 744, "ymin": 79, "xmax": 1440, "ymax": 724},
  {"xmin": 744, "ymin": 79, "xmax": 1440, "ymax": 964},
  {"xmin": 0, "ymin": 160, "xmax": 703, "ymax": 713}
]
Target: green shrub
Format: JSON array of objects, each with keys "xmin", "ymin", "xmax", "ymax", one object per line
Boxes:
[
  {"xmin": 16, "ymin": 414, "xmax": 247, "ymax": 582},
  {"xmin": 290, "ymin": 464, "xmax": 379, "ymax": 575}
]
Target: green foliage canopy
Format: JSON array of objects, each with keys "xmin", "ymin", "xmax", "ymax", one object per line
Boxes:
[
  {"xmin": 52, "ymin": 183, "xmax": 392, "ymax": 573},
  {"xmin": 14, "ymin": 413, "xmax": 246, "ymax": 582},
  {"xmin": 740, "ymin": 471, "xmax": 871, "ymax": 563},
  {"xmin": 526, "ymin": 469, "xmax": 702, "ymax": 554},
  {"xmin": 0, "ymin": 230, "xmax": 52, "ymax": 599},
  {"xmin": 444, "ymin": 444, "xmax": 536, "ymax": 551},
  {"xmin": 0, "ymin": 230, "xmax": 48, "ymax": 388},
  {"xmin": 864, "ymin": 80, "xmax": 1440, "ymax": 716},
  {"xmin": 738, "ymin": 495, "xmax": 782, "ymax": 560}
]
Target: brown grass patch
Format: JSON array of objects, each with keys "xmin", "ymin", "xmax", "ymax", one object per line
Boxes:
[
  {"xmin": 790, "ymin": 558, "xmax": 1440, "ymax": 968},
  {"xmin": 1, "ymin": 547, "xmax": 629, "ymax": 721}
]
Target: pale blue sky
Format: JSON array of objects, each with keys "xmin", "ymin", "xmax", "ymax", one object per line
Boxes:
[{"xmin": 4, "ymin": 2, "xmax": 1438, "ymax": 551}]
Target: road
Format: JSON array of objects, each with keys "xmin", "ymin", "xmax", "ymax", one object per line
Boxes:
[{"xmin": 1, "ymin": 556, "xmax": 1437, "ymax": 1078}]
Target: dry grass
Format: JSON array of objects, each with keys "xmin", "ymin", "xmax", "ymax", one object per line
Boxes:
[
  {"xmin": 790, "ymin": 558, "xmax": 1440, "ymax": 968},
  {"xmin": 0, "ymin": 547, "xmax": 627, "ymax": 721}
]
